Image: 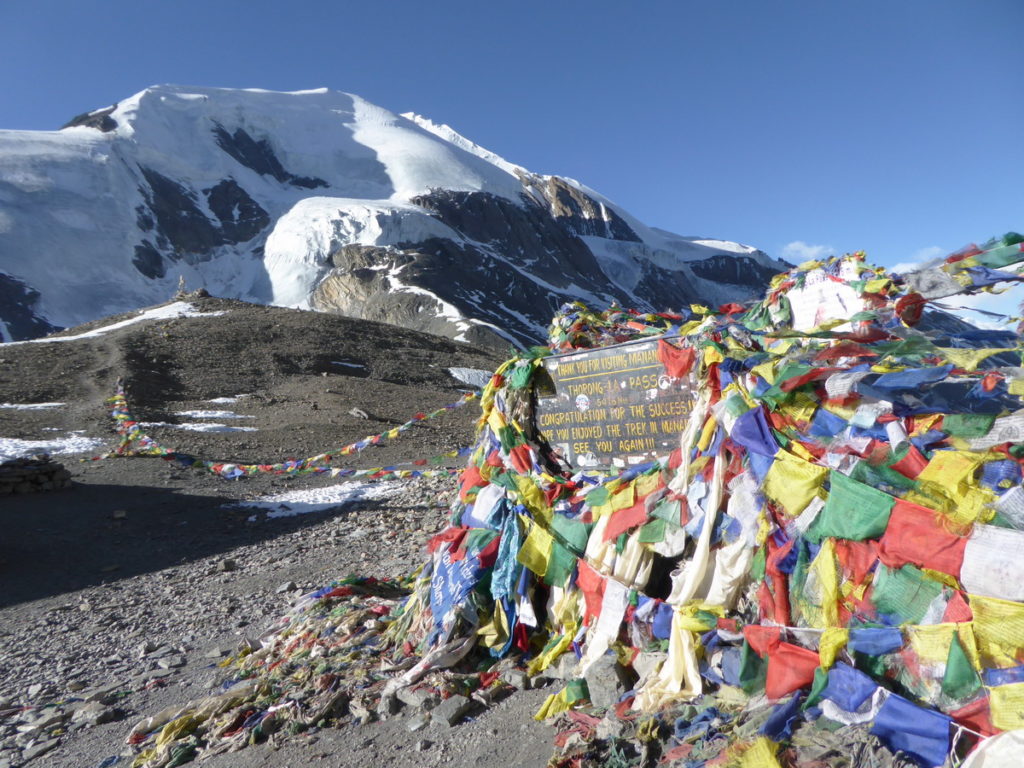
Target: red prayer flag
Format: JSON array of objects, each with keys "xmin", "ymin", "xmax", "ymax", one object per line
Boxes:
[
  {"xmin": 742, "ymin": 624, "xmax": 781, "ymax": 657},
  {"xmin": 879, "ymin": 499, "xmax": 968, "ymax": 576},
  {"xmin": 889, "ymin": 445, "xmax": 929, "ymax": 479},
  {"xmin": 602, "ymin": 498, "xmax": 648, "ymax": 541},
  {"xmin": 943, "ymin": 590, "xmax": 974, "ymax": 624},
  {"xmin": 949, "ymin": 696, "xmax": 997, "ymax": 737},
  {"xmin": 765, "ymin": 642, "xmax": 820, "ymax": 699},
  {"xmin": 657, "ymin": 339, "xmax": 696, "ymax": 379},
  {"xmin": 576, "ymin": 559, "xmax": 606, "ymax": 621}
]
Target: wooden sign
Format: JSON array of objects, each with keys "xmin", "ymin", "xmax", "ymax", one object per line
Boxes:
[{"xmin": 535, "ymin": 338, "xmax": 695, "ymax": 468}]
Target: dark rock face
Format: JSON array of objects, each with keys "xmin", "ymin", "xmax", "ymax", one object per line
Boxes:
[
  {"xmin": 688, "ymin": 254, "xmax": 779, "ymax": 287},
  {"xmin": 311, "ymin": 186, "xmax": 648, "ymax": 350},
  {"xmin": 212, "ymin": 124, "xmax": 327, "ymax": 189},
  {"xmin": 631, "ymin": 257, "xmax": 774, "ymax": 313},
  {"xmin": 311, "ymin": 188, "xmax": 781, "ymax": 349},
  {"xmin": 0, "ymin": 272, "xmax": 62, "ymax": 340},
  {"xmin": 61, "ymin": 106, "xmax": 117, "ymax": 132},
  {"xmin": 138, "ymin": 168, "xmax": 225, "ymax": 259},
  {"xmin": 203, "ymin": 179, "xmax": 270, "ymax": 243},
  {"xmin": 133, "ymin": 170, "xmax": 271, "ymax": 278},
  {"xmin": 522, "ymin": 174, "xmax": 641, "ymax": 242},
  {"xmin": 132, "ymin": 242, "xmax": 165, "ymax": 280},
  {"xmin": 410, "ymin": 190, "xmax": 614, "ymax": 294}
]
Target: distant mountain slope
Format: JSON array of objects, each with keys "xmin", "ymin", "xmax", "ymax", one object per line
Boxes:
[{"xmin": 0, "ymin": 85, "xmax": 787, "ymax": 345}]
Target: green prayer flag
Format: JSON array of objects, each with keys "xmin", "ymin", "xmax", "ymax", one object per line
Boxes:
[
  {"xmin": 750, "ymin": 546, "xmax": 767, "ymax": 581},
  {"xmin": 805, "ymin": 470, "xmax": 895, "ymax": 543},
  {"xmin": 497, "ymin": 425, "xmax": 521, "ymax": 452},
  {"xmin": 975, "ymin": 242, "xmax": 1024, "ymax": 269},
  {"xmin": 941, "ymin": 632, "xmax": 982, "ymax": 701},
  {"xmin": 871, "ymin": 564, "xmax": 943, "ymax": 624},
  {"xmin": 615, "ymin": 532, "xmax": 628, "ymax": 554},
  {"xmin": 739, "ymin": 640, "xmax": 767, "ymax": 694},
  {"xmin": 638, "ymin": 516, "xmax": 667, "ymax": 543},
  {"xmin": 544, "ymin": 540, "xmax": 577, "ymax": 587},
  {"xmin": 803, "ymin": 667, "xmax": 830, "ymax": 710},
  {"xmin": 650, "ymin": 498, "xmax": 681, "ymax": 526},
  {"xmin": 550, "ymin": 514, "xmax": 591, "ymax": 556},
  {"xmin": 852, "ymin": 650, "xmax": 890, "ymax": 680},
  {"xmin": 853, "ymin": 457, "xmax": 916, "ymax": 493},
  {"xmin": 508, "ymin": 363, "xmax": 535, "ymax": 389},
  {"xmin": 565, "ymin": 678, "xmax": 589, "ymax": 703},
  {"xmin": 942, "ymin": 413, "xmax": 996, "ymax": 439}
]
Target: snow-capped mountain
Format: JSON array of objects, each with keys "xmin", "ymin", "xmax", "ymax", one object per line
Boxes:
[{"xmin": 0, "ymin": 85, "xmax": 786, "ymax": 346}]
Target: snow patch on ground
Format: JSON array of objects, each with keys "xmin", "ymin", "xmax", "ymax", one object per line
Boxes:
[
  {"xmin": 139, "ymin": 421, "xmax": 258, "ymax": 433},
  {"xmin": 0, "ymin": 302, "xmax": 227, "ymax": 346},
  {"xmin": 230, "ymin": 480, "xmax": 402, "ymax": 520},
  {"xmin": 174, "ymin": 410, "xmax": 254, "ymax": 419},
  {"xmin": 0, "ymin": 434, "xmax": 105, "ymax": 461},
  {"xmin": 0, "ymin": 402, "xmax": 65, "ymax": 410},
  {"xmin": 447, "ymin": 368, "xmax": 492, "ymax": 389}
]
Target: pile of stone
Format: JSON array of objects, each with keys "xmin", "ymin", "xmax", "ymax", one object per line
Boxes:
[{"xmin": 0, "ymin": 456, "xmax": 72, "ymax": 495}]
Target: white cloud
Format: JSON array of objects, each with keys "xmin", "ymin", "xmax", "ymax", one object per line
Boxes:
[
  {"xmin": 890, "ymin": 245, "xmax": 946, "ymax": 274},
  {"xmin": 780, "ymin": 241, "xmax": 835, "ymax": 262}
]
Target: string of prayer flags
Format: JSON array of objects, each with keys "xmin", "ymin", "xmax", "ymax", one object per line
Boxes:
[{"xmin": 102, "ymin": 383, "xmax": 477, "ymax": 478}]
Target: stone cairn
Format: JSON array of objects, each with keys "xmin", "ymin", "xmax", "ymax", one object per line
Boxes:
[{"xmin": 0, "ymin": 455, "xmax": 73, "ymax": 495}]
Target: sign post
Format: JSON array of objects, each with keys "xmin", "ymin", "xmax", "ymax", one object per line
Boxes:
[{"xmin": 536, "ymin": 338, "xmax": 695, "ymax": 468}]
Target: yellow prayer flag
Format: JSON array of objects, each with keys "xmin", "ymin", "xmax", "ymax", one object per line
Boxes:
[
  {"xmin": 787, "ymin": 392, "xmax": 819, "ymax": 426},
  {"xmin": 818, "ymin": 627, "xmax": 848, "ymax": 669},
  {"xmin": 822, "ymin": 402, "xmax": 856, "ymax": 421},
  {"xmin": 988, "ymin": 682, "xmax": 1024, "ymax": 732},
  {"xmin": 610, "ymin": 482, "xmax": 636, "ymax": 512},
  {"xmin": 477, "ymin": 601, "xmax": 510, "ymax": 650},
  {"xmin": 762, "ymin": 450, "xmax": 828, "ymax": 517},
  {"xmin": 938, "ymin": 347, "xmax": 1015, "ymax": 372},
  {"xmin": 788, "ymin": 440, "xmax": 818, "ymax": 463},
  {"xmin": 970, "ymin": 594, "xmax": 1024, "ymax": 668},
  {"xmin": 808, "ymin": 539, "xmax": 841, "ymax": 628},
  {"xmin": 703, "ymin": 346, "xmax": 724, "ymax": 366},
  {"xmin": 527, "ymin": 628, "xmax": 576, "ymax": 676},
  {"xmin": 697, "ymin": 415, "xmax": 719, "ymax": 452},
  {"xmin": 907, "ymin": 624, "xmax": 956, "ymax": 666},
  {"xmin": 534, "ymin": 690, "xmax": 570, "ymax": 720},
  {"xmin": 517, "ymin": 517, "xmax": 554, "ymax": 577},
  {"xmin": 751, "ymin": 360, "xmax": 778, "ymax": 385},
  {"xmin": 912, "ymin": 451, "xmax": 995, "ymax": 527},
  {"xmin": 636, "ymin": 471, "xmax": 663, "ymax": 499},
  {"xmin": 515, "ymin": 474, "xmax": 551, "ymax": 525},
  {"xmin": 739, "ymin": 736, "xmax": 783, "ymax": 768}
]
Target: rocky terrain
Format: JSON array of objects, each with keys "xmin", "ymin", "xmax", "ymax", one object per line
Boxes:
[{"xmin": 0, "ymin": 298, "xmax": 563, "ymax": 767}]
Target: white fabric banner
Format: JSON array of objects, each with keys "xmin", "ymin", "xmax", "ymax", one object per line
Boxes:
[
  {"xmin": 994, "ymin": 485, "xmax": 1024, "ymax": 530},
  {"xmin": 960, "ymin": 524, "xmax": 1024, "ymax": 602},
  {"xmin": 971, "ymin": 411, "xmax": 1024, "ymax": 450}
]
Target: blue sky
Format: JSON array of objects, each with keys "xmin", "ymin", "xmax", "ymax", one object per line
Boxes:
[{"xmin": 2, "ymin": 0, "xmax": 1022, "ymax": 317}]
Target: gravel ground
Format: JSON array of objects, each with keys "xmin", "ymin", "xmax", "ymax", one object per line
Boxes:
[
  {"xmin": 0, "ymin": 472, "xmax": 554, "ymax": 768},
  {"xmin": 0, "ymin": 299, "xmax": 559, "ymax": 768}
]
